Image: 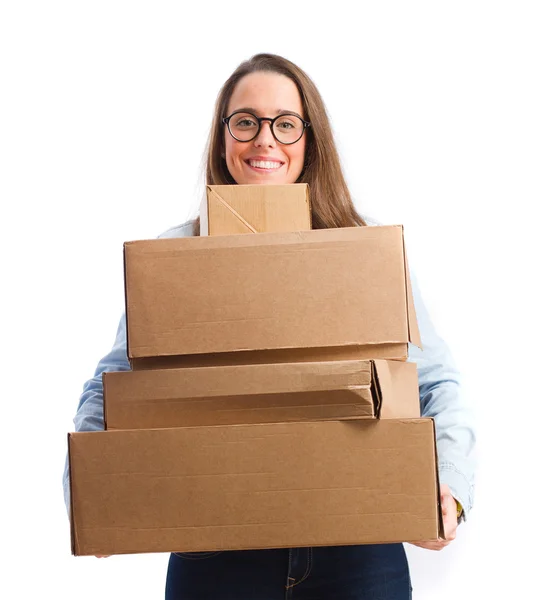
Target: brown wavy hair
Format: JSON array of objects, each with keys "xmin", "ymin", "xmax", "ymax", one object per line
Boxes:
[{"xmin": 192, "ymin": 53, "xmax": 366, "ymax": 234}]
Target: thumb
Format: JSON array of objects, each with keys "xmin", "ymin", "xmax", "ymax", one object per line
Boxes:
[
  {"xmin": 441, "ymin": 485, "xmax": 452, "ymax": 506},
  {"xmin": 441, "ymin": 490, "xmax": 455, "ymax": 517}
]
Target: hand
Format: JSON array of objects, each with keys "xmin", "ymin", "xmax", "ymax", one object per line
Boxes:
[{"xmin": 410, "ymin": 484, "xmax": 459, "ymax": 551}]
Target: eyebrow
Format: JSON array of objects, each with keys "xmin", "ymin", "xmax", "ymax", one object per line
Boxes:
[{"xmin": 234, "ymin": 107, "xmax": 304, "ymax": 118}]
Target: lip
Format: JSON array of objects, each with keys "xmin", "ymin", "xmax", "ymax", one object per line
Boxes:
[{"xmin": 246, "ymin": 156, "xmax": 285, "ymax": 163}]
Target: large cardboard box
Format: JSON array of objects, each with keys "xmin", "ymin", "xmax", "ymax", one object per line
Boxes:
[
  {"xmin": 200, "ymin": 184, "xmax": 312, "ymax": 236},
  {"xmin": 69, "ymin": 419, "xmax": 443, "ymax": 556},
  {"xmin": 124, "ymin": 226, "xmax": 421, "ymax": 369},
  {"xmin": 103, "ymin": 360, "xmax": 420, "ymax": 429}
]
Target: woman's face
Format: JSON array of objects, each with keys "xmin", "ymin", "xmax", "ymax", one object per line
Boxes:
[{"xmin": 223, "ymin": 72, "xmax": 307, "ymax": 185}]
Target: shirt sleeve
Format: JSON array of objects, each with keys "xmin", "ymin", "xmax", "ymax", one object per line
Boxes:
[
  {"xmin": 62, "ymin": 313, "xmax": 130, "ymax": 518},
  {"xmin": 408, "ymin": 269, "xmax": 476, "ymax": 519}
]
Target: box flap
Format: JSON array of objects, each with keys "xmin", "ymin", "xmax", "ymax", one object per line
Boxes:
[
  {"xmin": 102, "ymin": 372, "xmax": 109, "ymax": 430},
  {"xmin": 130, "ymin": 343, "xmax": 408, "ymax": 369},
  {"xmin": 402, "ymin": 231, "xmax": 422, "ymax": 349},
  {"xmin": 432, "ymin": 419, "xmax": 446, "ymax": 539},
  {"xmin": 373, "ymin": 360, "xmax": 420, "ymax": 419},
  {"xmin": 104, "ymin": 360, "xmax": 378, "ymax": 428},
  {"xmin": 67, "ymin": 433, "xmax": 78, "ymax": 556},
  {"xmin": 199, "ymin": 186, "xmax": 209, "ymax": 236},
  {"xmin": 123, "ymin": 243, "xmax": 133, "ymax": 367}
]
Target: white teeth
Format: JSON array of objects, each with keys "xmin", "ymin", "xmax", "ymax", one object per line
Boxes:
[{"xmin": 249, "ymin": 160, "xmax": 282, "ymax": 169}]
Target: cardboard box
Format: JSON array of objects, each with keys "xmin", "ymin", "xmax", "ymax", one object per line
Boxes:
[
  {"xmin": 200, "ymin": 184, "xmax": 312, "ymax": 236},
  {"xmin": 124, "ymin": 226, "xmax": 421, "ymax": 369},
  {"xmin": 103, "ymin": 360, "xmax": 420, "ymax": 430},
  {"xmin": 69, "ymin": 418, "xmax": 443, "ymax": 556}
]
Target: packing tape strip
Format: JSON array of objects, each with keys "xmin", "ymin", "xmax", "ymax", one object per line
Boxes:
[{"xmin": 209, "ymin": 188, "xmax": 258, "ymax": 233}]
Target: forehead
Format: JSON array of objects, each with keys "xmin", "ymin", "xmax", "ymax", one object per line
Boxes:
[{"xmin": 228, "ymin": 72, "xmax": 303, "ymax": 116}]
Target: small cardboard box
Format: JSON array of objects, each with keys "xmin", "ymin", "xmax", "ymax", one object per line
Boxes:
[
  {"xmin": 69, "ymin": 418, "xmax": 443, "ymax": 556},
  {"xmin": 124, "ymin": 226, "xmax": 421, "ymax": 369},
  {"xmin": 103, "ymin": 360, "xmax": 420, "ymax": 429},
  {"xmin": 200, "ymin": 184, "xmax": 312, "ymax": 236}
]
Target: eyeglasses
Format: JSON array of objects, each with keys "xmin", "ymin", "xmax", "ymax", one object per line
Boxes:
[{"xmin": 222, "ymin": 111, "xmax": 311, "ymax": 145}]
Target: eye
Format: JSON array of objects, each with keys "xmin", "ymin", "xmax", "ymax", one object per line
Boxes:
[
  {"xmin": 278, "ymin": 121, "xmax": 295, "ymax": 129},
  {"xmin": 236, "ymin": 118, "xmax": 257, "ymax": 128},
  {"xmin": 230, "ymin": 113, "xmax": 259, "ymax": 130},
  {"xmin": 275, "ymin": 116, "xmax": 299, "ymax": 130}
]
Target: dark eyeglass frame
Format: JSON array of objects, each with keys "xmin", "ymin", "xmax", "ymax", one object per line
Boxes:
[{"xmin": 222, "ymin": 110, "xmax": 311, "ymax": 145}]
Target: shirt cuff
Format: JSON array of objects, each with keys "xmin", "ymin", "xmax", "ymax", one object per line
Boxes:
[{"xmin": 438, "ymin": 462, "xmax": 473, "ymax": 522}]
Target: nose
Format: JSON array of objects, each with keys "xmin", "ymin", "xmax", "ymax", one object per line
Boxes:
[{"xmin": 254, "ymin": 121, "xmax": 276, "ymax": 148}]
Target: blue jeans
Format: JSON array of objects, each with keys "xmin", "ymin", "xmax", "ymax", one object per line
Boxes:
[{"xmin": 165, "ymin": 544, "xmax": 412, "ymax": 599}]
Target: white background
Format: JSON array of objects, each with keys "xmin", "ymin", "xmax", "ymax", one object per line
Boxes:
[{"xmin": 1, "ymin": 1, "xmax": 533, "ymax": 598}]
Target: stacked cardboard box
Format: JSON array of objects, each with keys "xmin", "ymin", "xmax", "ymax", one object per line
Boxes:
[{"xmin": 68, "ymin": 184, "xmax": 444, "ymax": 556}]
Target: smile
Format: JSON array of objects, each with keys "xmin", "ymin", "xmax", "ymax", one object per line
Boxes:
[{"xmin": 246, "ymin": 159, "xmax": 284, "ymax": 171}]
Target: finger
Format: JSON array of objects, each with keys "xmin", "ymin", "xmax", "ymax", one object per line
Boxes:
[
  {"xmin": 440, "ymin": 483, "xmax": 451, "ymax": 498},
  {"xmin": 410, "ymin": 541, "xmax": 449, "ymax": 551},
  {"xmin": 432, "ymin": 540, "xmax": 450, "ymax": 550},
  {"xmin": 443, "ymin": 514, "xmax": 458, "ymax": 541},
  {"xmin": 411, "ymin": 538, "xmax": 450, "ymax": 548},
  {"xmin": 441, "ymin": 493, "xmax": 455, "ymax": 514}
]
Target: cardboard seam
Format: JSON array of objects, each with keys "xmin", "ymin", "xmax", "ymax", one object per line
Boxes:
[
  {"xmin": 123, "ymin": 244, "xmax": 132, "ymax": 362},
  {"xmin": 102, "ymin": 373, "xmax": 109, "ymax": 430},
  {"xmin": 401, "ymin": 227, "xmax": 412, "ymax": 345},
  {"xmin": 133, "ymin": 340, "xmax": 408, "ymax": 350},
  {"xmin": 401, "ymin": 230, "xmax": 422, "ymax": 349},
  {"xmin": 67, "ymin": 433, "xmax": 78, "ymax": 556},
  {"xmin": 431, "ymin": 419, "xmax": 446, "ymax": 539},
  {"xmin": 130, "ymin": 342, "xmax": 407, "ymax": 360},
  {"xmin": 370, "ymin": 361, "xmax": 382, "ymax": 418}
]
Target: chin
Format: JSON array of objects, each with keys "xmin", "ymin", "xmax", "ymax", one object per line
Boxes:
[
  {"xmin": 241, "ymin": 173, "xmax": 295, "ymax": 186},
  {"xmin": 253, "ymin": 177, "xmax": 285, "ymax": 185},
  {"xmin": 232, "ymin": 163, "xmax": 296, "ymax": 186}
]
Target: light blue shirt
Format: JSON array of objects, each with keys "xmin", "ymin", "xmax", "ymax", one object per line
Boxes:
[{"xmin": 63, "ymin": 219, "xmax": 476, "ymax": 521}]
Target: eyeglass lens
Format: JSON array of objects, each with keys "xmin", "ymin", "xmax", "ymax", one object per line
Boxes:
[{"xmin": 228, "ymin": 112, "xmax": 304, "ymax": 144}]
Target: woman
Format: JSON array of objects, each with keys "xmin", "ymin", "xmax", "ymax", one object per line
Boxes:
[{"xmin": 64, "ymin": 53, "xmax": 475, "ymax": 599}]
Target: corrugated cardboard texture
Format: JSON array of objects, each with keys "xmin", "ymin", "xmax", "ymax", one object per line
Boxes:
[
  {"xmin": 124, "ymin": 226, "xmax": 420, "ymax": 364},
  {"xmin": 103, "ymin": 360, "xmax": 420, "ymax": 429},
  {"xmin": 201, "ymin": 184, "xmax": 311, "ymax": 236},
  {"xmin": 69, "ymin": 419, "xmax": 440, "ymax": 556}
]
